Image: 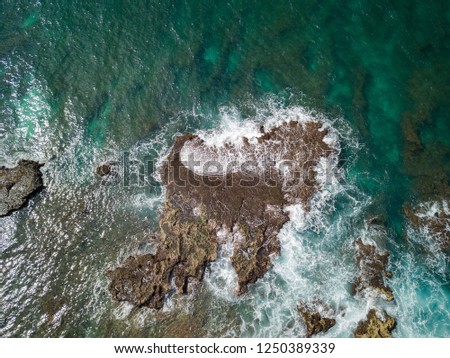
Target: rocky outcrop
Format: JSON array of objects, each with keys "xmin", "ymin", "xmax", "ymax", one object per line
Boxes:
[
  {"xmin": 96, "ymin": 161, "xmax": 120, "ymax": 180},
  {"xmin": 352, "ymin": 238, "xmax": 394, "ymax": 301},
  {"xmin": 297, "ymin": 300, "xmax": 336, "ymax": 337},
  {"xmin": 96, "ymin": 164, "xmax": 112, "ymax": 176},
  {"xmin": 351, "ymin": 220, "xmax": 396, "ymax": 337},
  {"xmin": 0, "ymin": 160, "xmax": 44, "ymax": 216},
  {"xmin": 107, "ymin": 120, "xmax": 335, "ymax": 308},
  {"xmin": 107, "ymin": 203, "xmax": 217, "ymax": 309},
  {"xmin": 401, "ymin": 68, "xmax": 450, "ymax": 203},
  {"xmin": 354, "ymin": 308, "xmax": 396, "ymax": 338}
]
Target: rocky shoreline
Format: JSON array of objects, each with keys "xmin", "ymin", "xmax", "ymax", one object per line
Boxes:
[
  {"xmin": 352, "ymin": 237, "xmax": 394, "ymax": 302},
  {"xmin": 404, "ymin": 201, "xmax": 449, "ymax": 251}
]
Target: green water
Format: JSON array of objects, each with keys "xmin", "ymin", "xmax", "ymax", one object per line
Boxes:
[{"xmin": 1, "ymin": 0, "xmax": 449, "ymax": 337}]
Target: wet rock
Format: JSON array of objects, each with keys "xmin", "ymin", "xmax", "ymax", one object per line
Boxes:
[
  {"xmin": 354, "ymin": 308, "xmax": 396, "ymax": 338},
  {"xmin": 108, "ymin": 121, "xmax": 335, "ymax": 308},
  {"xmin": 367, "ymin": 215, "xmax": 386, "ymax": 226},
  {"xmin": 297, "ymin": 300, "xmax": 336, "ymax": 337},
  {"xmin": 162, "ymin": 314, "xmax": 206, "ymax": 338},
  {"xmin": 96, "ymin": 161, "xmax": 120, "ymax": 177},
  {"xmin": 107, "ymin": 203, "xmax": 217, "ymax": 309},
  {"xmin": 401, "ymin": 68, "xmax": 450, "ymax": 202},
  {"xmin": 404, "ymin": 201, "xmax": 449, "ymax": 251},
  {"xmin": 107, "ymin": 254, "xmax": 173, "ymax": 309},
  {"xmin": 96, "ymin": 164, "xmax": 112, "ymax": 176},
  {"xmin": 352, "ymin": 238, "xmax": 394, "ymax": 301},
  {"xmin": 0, "ymin": 160, "xmax": 44, "ymax": 216}
]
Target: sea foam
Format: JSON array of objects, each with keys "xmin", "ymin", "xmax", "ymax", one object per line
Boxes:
[{"xmin": 195, "ymin": 101, "xmax": 368, "ymax": 337}]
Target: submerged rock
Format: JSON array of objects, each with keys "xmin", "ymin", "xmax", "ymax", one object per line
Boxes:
[
  {"xmin": 404, "ymin": 201, "xmax": 449, "ymax": 251},
  {"xmin": 352, "ymin": 238, "xmax": 394, "ymax": 301},
  {"xmin": 107, "ymin": 120, "xmax": 335, "ymax": 308},
  {"xmin": 96, "ymin": 161, "xmax": 120, "ymax": 178},
  {"xmin": 0, "ymin": 160, "xmax": 44, "ymax": 216},
  {"xmin": 354, "ymin": 308, "xmax": 396, "ymax": 338},
  {"xmin": 297, "ymin": 300, "xmax": 336, "ymax": 337}
]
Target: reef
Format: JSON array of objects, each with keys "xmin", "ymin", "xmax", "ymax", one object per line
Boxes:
[
  {"xmin": 107, "ymin": 120, "xmax": 335, "ymax": 308},
  {"xmin": 354, "ymin": 308, "xmax": 396, "ymax": 338},
  {"xmin": 401, "ymin": 67, "xmax": 450, "ymax": 202},
  {"xmin": 297, "ymin": 300, "xmax": 336, "ymax": 337},
  {"xmin": 352, "ymin": 238, "xmax": 394, "ymax": 301},
  {"xmin": 0, "ymin": 160, "xmax": 44, "ymax": 217},
  {"xmin": 404, "ymin": 202, "xmax": 449, "ymax": 251}
]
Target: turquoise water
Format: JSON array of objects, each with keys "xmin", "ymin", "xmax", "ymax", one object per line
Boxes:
[{"xmin": 1, "ymin": 1, "xmax": 449, "ymax": 337}]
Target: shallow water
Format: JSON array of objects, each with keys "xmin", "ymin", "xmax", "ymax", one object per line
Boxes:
[{"xmin": 1, "ymin": 1, "xmax": 449, "ymax": 337}]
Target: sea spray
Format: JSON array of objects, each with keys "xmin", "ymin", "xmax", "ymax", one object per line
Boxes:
[{"xmin": 199, "ymin": 101, "xmax": 372, "ymax": 337}]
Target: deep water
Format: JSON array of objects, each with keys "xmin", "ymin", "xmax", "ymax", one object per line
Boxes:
[{"xmin": 0, "ymin": 0, "xmax": 449, "ymax": 337}]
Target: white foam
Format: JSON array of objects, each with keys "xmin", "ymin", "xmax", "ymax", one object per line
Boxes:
[
  {"xmin": 205, "ymin": 227, "xmax": 239, "ymax": 301},
  {"xmin": 191, "ymin": 101, "xmax": 368, "ymax": 337},
  {"xmin": 130, "ymin": 192, "xmax": 163, "ymax": 211},
  {"xmin": 404, "ymin": 200, "xmax": 449, "ymax": 277},
  {"xmin": 179, "ymin": 103, "xmax": 339, "ymax": 178},
  {"xmin": 388, "ymin": 247, "xmax": 450, "ymax": 337}
]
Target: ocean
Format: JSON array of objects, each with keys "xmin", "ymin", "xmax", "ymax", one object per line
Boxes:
[{"xmin": 0, "ymin": 0, "xmax": 449, "ymax": 337}]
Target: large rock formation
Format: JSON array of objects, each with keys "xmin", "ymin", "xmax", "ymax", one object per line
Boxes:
[
  {"xmin": 354, "ymin": 308, "xmax": 396, "ymax": 338},
  {"xmin": 0, "ymin": 160, "xmax": 44, "ymax": 216},
  {"xmin": 297, "ymin": 300, "xmax": 336, "ymax": 337},
  {"xmin": 107, "ymin": 120, "xmax": 335, "ymax": 308}
]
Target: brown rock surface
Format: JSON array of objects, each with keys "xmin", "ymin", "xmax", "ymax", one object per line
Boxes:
[
  {"xmin": 354, "ymin": 308, "xmax": 396, "ymax": 338},
  {"xmin": 96, "ymin": 164, "xmax": 112, "ymax": 176},
  {"xmin": 107, "ymin": 120, "xmax": 335, "ymax": 308},
  {"xmin": 352, "ymin": 238, "xmax": 394, "ymax": 301},
  {"xmin": 297, "ymin": 300, "xmax": 336, "ymax": 337},
  {"xmin": 0, "ymin": 160, "xmax": 44, "ymax": 216},
  {"xmin": 404, "ymin": 202, "xmax": 449, "ymax": 251}
]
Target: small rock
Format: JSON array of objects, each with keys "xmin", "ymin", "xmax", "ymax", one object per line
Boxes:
[
  {"xmin": 297, "ymin": 300, "xmax": 336, "ymax": 337},
  {"xmin": 354, "ymin": 308, "xmax": 396, "ymax": 338}
]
